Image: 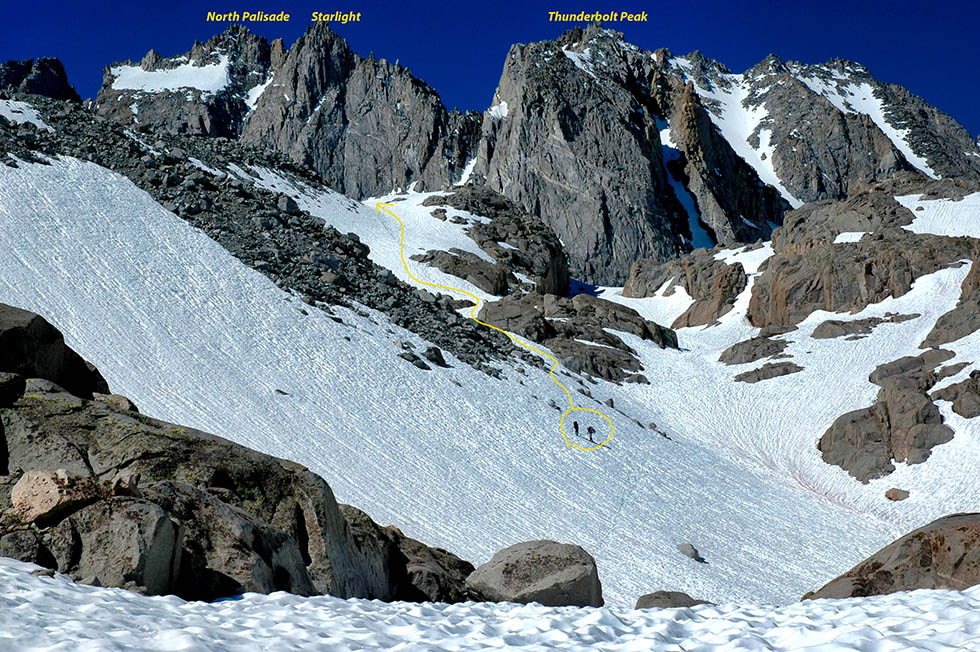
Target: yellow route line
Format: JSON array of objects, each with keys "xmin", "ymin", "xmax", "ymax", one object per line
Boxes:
[{"xmin": 375, "ymin": 202, "xmax": 613, "ymax": 451}]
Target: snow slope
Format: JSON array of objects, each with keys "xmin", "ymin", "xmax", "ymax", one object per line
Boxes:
[
  {"xmin": 2, "ymin": 558, "xmax": 979, "ymax": 651},
  {"xmin": 0, "ymin": 154, "xmax": 928, "ymax": 610},
  {"xmin": 0, "ymin": 99, "xmax": 54, "ymax": 132},
  {"xmin": 896, "ymin": 191, "xmax": 980, "ymax": 238},
  {"xmin": 110, "ymin": 54, "xmax": 230, "ymax": 94},
  {"xmin": 671, "ymin": 58, "xmax": 803, "ymax": 208}
]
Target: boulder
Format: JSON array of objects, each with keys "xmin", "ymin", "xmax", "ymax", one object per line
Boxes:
[
  {"xmin": 734, "ymin": 362, "xmax": 803, "ymax": 383},
  {"xmin": 676, "ymin": 543, "xmax": 705, "ymax": 563},
  {"xmin": 0, "ymin": 372, "xmax": 26, "ymax": 407},
  {"xmin": 92, "ymin": 393, "xmax": 139, "ymax": 413},
  {"xmin": 339, "ymin": 504, "xmax": 475, "ymax": 603},
  {"xmin": 804, "ymin": 513, "xmax": 980, "ymax": 599},
  {"xmin": 45, "ymin": 496, "xmax": 183, "ymax": 595},
  {"xmin": 412, "ymin": 249, "xmax": 514, "ymax": 296},
  {"xmin": 11, "ymin": 470, "xmax": 105, "ymax": 525},
  {"xmin": 0, "ymin": 303, "xmax": 110, "ymax": 398},
  {"xmin": 0, "ymin": 529, "xmax": 44, "ymax": 563},
  {"xmin": 885, "ymin": 488, "xmax": 910, "ymax": 501},
  {"xmin": 635, "ymin": 590, "xmax": 713, "ymax": 609},
  {"xmin": 138, "ymin": 480, "xmax": 315, "ymax": 600},
  {"xmin": 0, "ymin": 375, "xmax": 425, "ymax": 601},
  {"xmin": 465, "ymin": 540, "xmax": 603, "ymax": 607},
  {"xmin": 819, "ymin": 351, "xmax": 955, "ymax": 482}
]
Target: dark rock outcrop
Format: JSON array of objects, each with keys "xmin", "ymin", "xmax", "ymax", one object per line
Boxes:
[
  {"xmin": 0, "ymin": 303, "xmax": 109, "ymax": 399},
  {"xmin": 465, "ymin": 540, "xmax": 603, "ymax": 607},
  {"xmin": 0, "ymin": 58, "xmax": 80, "ymax": 102},
  {"xmin": 804, "ymin": 513, "xmax": 980, "ymax": 599},
  {"xmin": 0, "ymin": 311, "xmax": 475, "ymax": 602},
  {"xmin": 411, "ymin": 249, "xmax": 514, "ymax": 296},
  {"xmin": 340, "ymin": 505, "xmax": 475, "ymax": 603},
  {"xmin": 478, "ymin": 293, "xmax": 677, "ymax": 383},
  {"xmin": 623, "ymin": 248, "xmax": 748, "ymax": 328},
  {"xmin": 811, "ymin": 313, "xmax": 918, "ymax": 339},
  {"xmin": 421, "ymin": 186, "xmax": 570, "ymax": 297},
  {"xmin": 734, "ymin": 361, "xmax": 803, "ymax": 383},
  {"xmin": 818, "ymin": 350, "xmax": 956, "ymax": 482},
  {"xmin": 635, "ymin": 590, "xmax": 712, "ymax": 609},
  {"xmin": 931, "ymin": 371, "xmax": 980, "ymax": 419}
]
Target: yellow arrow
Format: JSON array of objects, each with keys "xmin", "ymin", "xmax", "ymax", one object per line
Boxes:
[{"xmin": 375, "ymin": 201, "xmax": 613, "ymax": 451}]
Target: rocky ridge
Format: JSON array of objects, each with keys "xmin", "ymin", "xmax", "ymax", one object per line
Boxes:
[
  {"xmin": 87, "ymin": 24, "xmax": 980, "ymax": 287},
  {"xmin": 95, "ymin": 25, "xmax": 272, "ymax": 137},
  {"xmin": 0, "ymin": 90, "xmax": 535, "ymax": 373}
]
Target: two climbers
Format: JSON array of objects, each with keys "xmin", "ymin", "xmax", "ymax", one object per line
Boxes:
[{"xmin": 572, "ymin": 420, "xmax": 597, "ymax": 443}]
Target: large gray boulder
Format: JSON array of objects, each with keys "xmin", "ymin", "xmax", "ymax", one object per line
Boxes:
[
  {"xmin": 0, "ymin": 303, "xmax": 110, "ymax": 399},
  {"xmin": 44, "ymin": 496, "xmax": 183, "ymax": 596},
  {"xmin": 804, "ymin": 513, "xmax": 980, "ymax": 599},
  {"xmin": 635, "ymin": 590, "xmax": 712, "ymax": 609},
  {"xmin": 819, "ymin": 350, "xmax": 955, "ymax": 482},
  {"xmin": 465, "ymin": 540, "xmax": 603, "ymax": 607}
]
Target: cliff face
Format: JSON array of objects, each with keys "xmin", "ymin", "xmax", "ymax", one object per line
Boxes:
[
  {"xmin": 239, "ymin": 23, "xmax": 481, "ymax": 198},
  {"xmin": 471, "ymin": 27, "xmax": 688, "ymax": 284},
  {"xmin": 0, "ymin": 58, "xmax": 81, "ymax": 103},
  {"xmin": 90, "ymin": 24, "xmax": 980, "ymax": 286}
]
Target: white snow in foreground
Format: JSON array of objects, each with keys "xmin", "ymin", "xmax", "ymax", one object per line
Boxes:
[
  {"xmin": 671, "ymin": 58, "xmax": 803, "ymax": 208},
  {"xmin": 833, "ymin": 231, "xmax": 868, "ymax": 244},
  {"xmin": 110, "ymin": 54, "xmax": 230, "ymax": 94},
  {"xmin": 0, "ymin": 99, "xmax": 53, "ymax": 132},
  {"xmin": 0, "ymin": 155, "xmax": 919, "ymax": 609},
  {"xmin": 896, "ymin": 192, "xmax": 980, "ymax": 238},
  {"xmin": 2, "ymin": 559, "xmax": 979, "ymax": 652}
]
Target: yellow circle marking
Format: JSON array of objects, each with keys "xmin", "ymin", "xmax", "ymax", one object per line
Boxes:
[
  {"xmin": 560, "ymin": 407, "xmax": 613, "ymax": 451},
  {"xmin": 375, "ymin": 202, "xmax": 613, "ymax": 450}
]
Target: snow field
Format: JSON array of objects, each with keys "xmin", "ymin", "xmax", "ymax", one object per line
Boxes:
[
  {"xmin": 2, "ymin": 558, "xmax": 979, "ymax": 651},
  {"xmin": 0, "ymin": 99, "xmax": 54, "ymax": 132},
  {"xmin": 896, "ymin": 191, "xmax": 980, "ymax": 238},
  {"xmin": 110, "ymin": 54, "xmax": 230, "ymax": 94},
  {"xmin": 0, "ymin": 156, "xmax": 914, "ymax": 608}
]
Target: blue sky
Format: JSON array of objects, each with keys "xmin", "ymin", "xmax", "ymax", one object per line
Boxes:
[{"xmin": 2, "ymin": 0, "xmax": 978, "ymax": 136}]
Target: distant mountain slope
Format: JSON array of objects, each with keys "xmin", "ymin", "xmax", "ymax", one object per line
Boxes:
[{"xmin": 92, "ymin": 23, "xmax": 980, "ymax": 285}]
